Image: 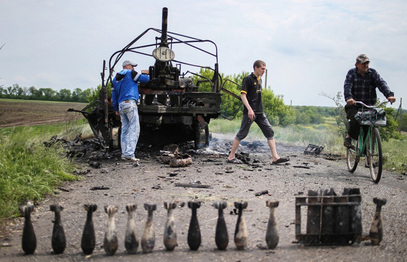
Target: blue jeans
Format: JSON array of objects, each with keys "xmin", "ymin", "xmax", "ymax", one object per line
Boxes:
[{"xmin": 119, "ymin": 100, "xmax": 140, "ymax": 158}]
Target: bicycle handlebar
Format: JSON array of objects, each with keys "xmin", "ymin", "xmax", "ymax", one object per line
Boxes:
[{"xmin": 355, "ymin": 100, "xmax": 389, "ymax": 109}]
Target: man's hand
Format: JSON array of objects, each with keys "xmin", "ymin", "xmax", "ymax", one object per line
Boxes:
[
  {"xmin": 248, "ymin": 109, "xmax": 255, "ymax": 122},
  {"xmin": 141, "ymin": 70, "xmax": 149, "ymax": 75},
  {"xmin": 346, "ymin": 98, "xmax": 356, "ymax": 106},
  {"xmin": 387, "ymin": 96, "xmax": 396, "ymax": 104}
]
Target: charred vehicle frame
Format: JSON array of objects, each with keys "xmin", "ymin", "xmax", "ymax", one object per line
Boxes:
[{"xmin": 69, "ymin": 7, "xmax": 235, "ymax": 150}]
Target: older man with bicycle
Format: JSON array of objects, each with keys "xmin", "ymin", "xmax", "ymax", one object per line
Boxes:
[{"xmin": 343, "ymin": 54, "xmax": 396, "ymax": 148}]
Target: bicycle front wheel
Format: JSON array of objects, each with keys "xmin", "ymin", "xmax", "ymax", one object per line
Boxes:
[
  {"xmin": 346, "ymin": 137, "xmax": 359, "ymax": 173},
  {"xmin": 367, "ymin": 127, "xmax": 383, "ymax": 183}
]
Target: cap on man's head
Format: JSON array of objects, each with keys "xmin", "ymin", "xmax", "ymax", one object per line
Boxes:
[
  {"xmin": 122, "ymin": 60, "xmax": 138, "ymax": 68},
  {"xmin": 356, "ymin": 54, "xmax": 370, "ymax": 64}
]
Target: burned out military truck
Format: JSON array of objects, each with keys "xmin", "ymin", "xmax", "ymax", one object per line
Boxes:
[{"xmin": 69, "ymin": 7, "xmax": 226, "ymax": 150}]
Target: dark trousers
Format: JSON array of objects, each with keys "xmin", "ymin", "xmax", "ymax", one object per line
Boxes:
[
  {"xmin": 235, "ymin": 113, "xmax": 274, "ymax": 141},
  {"xmin": 345, "ymin": 105, "xmax": 368, "ymax": 140}
]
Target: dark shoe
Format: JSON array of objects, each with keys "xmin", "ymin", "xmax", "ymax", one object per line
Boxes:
[
  {"xmin": 272, "ymin": 157, "xmax": 290, "ymax": 165},
  {"xmin": 344, "ymin": 137, "xmax": 352, "ymax": 148},
  {"xmin": 365, "ymin": 157, "xmax": 370, "ymax": 168},
  {"xmin": 227, "ymin": 158, "xmax": 242, "ymax": 164}
]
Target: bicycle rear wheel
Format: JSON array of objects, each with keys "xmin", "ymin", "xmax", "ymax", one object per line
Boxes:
[
  {"xmin": 367, "ymin": 127, "xmax": 382, "ymax": 183},
  {"xmin": 346, "ymin": 137, "xmax": 359, "ymax": 172}
]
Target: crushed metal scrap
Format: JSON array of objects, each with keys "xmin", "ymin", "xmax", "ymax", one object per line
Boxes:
[{"xmin": 304, "ymin": 144, "xmax": 324, "ymax": 155}]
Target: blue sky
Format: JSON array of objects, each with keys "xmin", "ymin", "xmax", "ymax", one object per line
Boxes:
[{"xmin": 1, "ymin": 0, "xmax": 406, "ymax": 107}]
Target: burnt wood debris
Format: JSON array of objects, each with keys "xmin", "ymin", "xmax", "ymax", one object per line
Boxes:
[
  {"xmin": 81, "ymin": 204, "xmax": 97, "ymax": 255},
  {"xmin": 20, "ymin": 203, "xmax": 37, "ymax": 255},
  {"xmin": 50, "ymin": 204, "xmax": 66, "ymax": 254},
  {"xmin": 124, "ymin": 204, "xmax": 139, "ymax": 254}
]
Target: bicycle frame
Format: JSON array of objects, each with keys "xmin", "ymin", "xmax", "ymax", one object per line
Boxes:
[
  {"xmin": 356, "ymin": 125, "xmax": 372, "ymax": 158},
  {"xmin": 346, "ymin": 100, "xmax": 387, "ymax": 183}
]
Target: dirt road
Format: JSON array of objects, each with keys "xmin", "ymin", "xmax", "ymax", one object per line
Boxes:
[{"xmin": 1, "ymin": 135, "xmax": 406, "ymax": 261}]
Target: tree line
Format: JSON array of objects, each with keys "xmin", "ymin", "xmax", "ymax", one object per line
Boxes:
[{"xmin": 0, "ymin": 84, "xmax": 91, "ymax": 103}]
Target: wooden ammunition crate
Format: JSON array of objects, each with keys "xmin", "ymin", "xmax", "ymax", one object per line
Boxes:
[{"xmin": 295, "ymin": 189, "xmax": 362, "ymax": 245}]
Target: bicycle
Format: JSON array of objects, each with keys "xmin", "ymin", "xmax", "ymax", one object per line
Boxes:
[{"xmin": 346, "ymin": 100, "xmax": 388, "ymax": 183}]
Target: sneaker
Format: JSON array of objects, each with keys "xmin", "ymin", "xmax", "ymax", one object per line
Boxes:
[
  {"xmin": 122, "ymin": 156, "xmax": 139, "ymax": 162},
  {"xmin": 344, "ymin": 137, "xmax": 352, "ymax": 148},
  {"xmin": 125, "ymin": 157, "xmax": 140, "ymax": 166},
  {"xmin": 126, "ymin": 157, "xmax": 139, "ymax": 162}
]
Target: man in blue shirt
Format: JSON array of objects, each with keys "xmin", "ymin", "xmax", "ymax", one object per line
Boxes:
[
  {"xmin": 343, "ymin": 54, "xmax": 395, "ymax": 147},
  {"xmin": 112, "ymin": 60, "xmax": 149, "ymax": 163}
]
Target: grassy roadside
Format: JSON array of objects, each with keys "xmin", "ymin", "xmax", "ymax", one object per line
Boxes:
[
  {"xmin": 209, "ymin": 118, "xmax": 407, "ymax": 173},
  {"xmin": 0, "ymin": 120, "xmax": 91, "ymax": 221}
]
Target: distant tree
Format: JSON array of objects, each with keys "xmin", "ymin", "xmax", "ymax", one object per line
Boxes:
[
  {"xmin": 80, "ymin": 88, "xmax": 92, "ymax": 102},
  {"xmin": 58, "ymin": 89, "xmax": 72, "ymax": 101},
  {"xmin": 28, "ymin": 86, "xmax": 41, "ymax": 99},
  {"xmin": 39, "ymin": 88, "xmax": 56, "ymax": 100},
  {"xmin": 71, "ymin": 88, "xmax": 81, "ymax": 102},
  {"xmin": 1, "ymin": 83, "xmax": 91, "ymax": 102},
  {"xmin": 16, "ymin": 86, "xmax": 25, "ymax": 98},
  {"xmin": 87, "ymin": 83, "xmax": 112, "ymax": 104},
  {"xmin": 262, "ymin": 90, "xmax": 295, "ymax": 126},
  {"xmin": 21, "ymin": 86, "xmax": 29, "ymax": 97},
  {"xmin": 6, "ymin": 86, "xmax": 13, "ymax": 96},
  {"xmin": 295, "ymin": 111, "xmax": 311, "ymax": 125}
]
